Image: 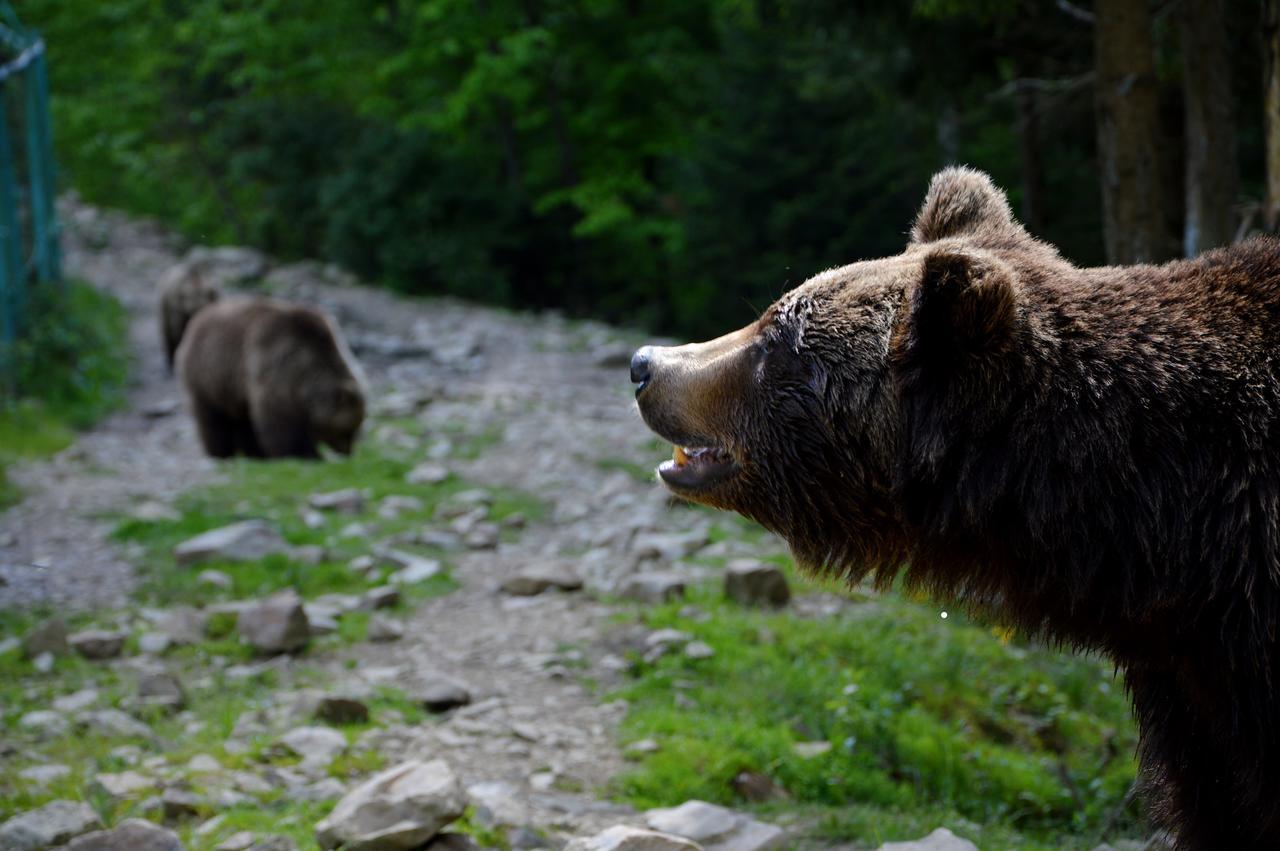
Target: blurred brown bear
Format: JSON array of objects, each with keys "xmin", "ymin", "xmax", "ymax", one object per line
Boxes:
[
  {"xmin": 176, "ymin": 298, "xmax": 365, "ymax": 459},
  {"xmin": 633, "ymin": 167, "xmax": 1280, "ymax": 849},
  {"xmin": 158, "ymin": 261, "xmax": 220, "ymax": 371}
]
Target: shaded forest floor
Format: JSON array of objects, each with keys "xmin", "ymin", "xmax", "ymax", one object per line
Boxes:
[{"xmin": 0, "ymin": 200, "xmax": 1149, "ymax": 851}]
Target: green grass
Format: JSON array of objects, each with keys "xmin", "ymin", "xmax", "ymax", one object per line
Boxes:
[
  {"xmin": 0, "ymin": 281, "xmax": 130, "ymax": 506},
  {"xmin": 111, "ymin": 440, "xmax": 542, "ymax": 608},
  {"xmin": 612, "ymin": 575, "xmax": 1146, "ymax": 851}
]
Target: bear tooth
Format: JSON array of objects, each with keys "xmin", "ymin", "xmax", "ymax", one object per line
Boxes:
[{"xmin": 673, "ymin": 445, "xmax": 690, "ymax": 466}]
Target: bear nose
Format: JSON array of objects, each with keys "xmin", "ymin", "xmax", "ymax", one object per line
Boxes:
[{"xmin": 631, "ymin": 346, "xmax": 654, "ymax": 394}]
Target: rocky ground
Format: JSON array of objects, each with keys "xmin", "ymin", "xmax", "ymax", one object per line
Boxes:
[
  {"xmin": 0, "ymin": 201, "xmax": 1148, "ymax": 851},
  {"xmin": 0, "ymin": 200, "xmax": 871, "ymax": 851}
]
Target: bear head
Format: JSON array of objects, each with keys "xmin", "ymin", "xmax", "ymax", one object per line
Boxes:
[{"xmin": 633, "ymin": 166, "xmax": 1036, "ymax": 579}]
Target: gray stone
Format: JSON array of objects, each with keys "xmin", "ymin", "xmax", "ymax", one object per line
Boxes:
[
  {"xmin": 236, "ymin": 589, "xmax": 310, "ymax": 655},
  {"xmin": 360, "ymin": 586, "xmax": 400, "ymax": 611},
  {"xmin": 387, "ymin": 556, "xmax": 442, "ymax": 585},
  {"xmin": 160, "ymin": 789, "xmax": 202, "ymax": 821},
  {"xmin": 78, "ymin": 709, "xmax": 153, "ymax": 740},
  {"xmin": 137, "ymin": 672, "xmax": 186, "ymax": 711},
  {"xmin": 92, "ymin": 771, "xmax": 156, "ymax": 802},
  {"xmin": 247, "ymin": 837, "xmax": 298, "ymax": 851},
  {"xmin": 417, "ymin": 678, "xmax": 472, "ymax": 713},
  {"xmin": 280, "ymin": 726, "xmax": 348, "ymax": 767},
  {"xmin": 316, "ymin": 696, "xmax": 370, "ymax": 725},
  {"xmin": 293, "ymin": 545, "xmax": 328, "ymax": 566},
  {"xmin": 174, "ymin": 522, "xmax": 289, "ymax": 566},
  {"xmin": 310, "ymin": 489, "xmax": 368, "ymax": 514},
  {"xmin": 197, "ymin": 570, "xmax": 233, "ymax": 591},
  {"xmin": 52, "ymin": 688, "xmax": 99, "ymax": 713},
  {"xmin": 425, "ymin": 834, "xmax": 480, "ymax": 851},
  {"xmin": 645, "ymin": 801, "xmax": 784, "ymax": 851},
  {"xmin": 463, "ymin": 523, "xmax": 500, "ymax": 550},
  {"xmin": 618, "ymin": 572, "xmax": 687, "ymax": 604},
  {"xmin": 378, "ymin": 496, "xmax": 424, "ymax": 520},
  {"xmin": 137, "ymin": 633, "xmax": 171, "ymax": 655},
  {"xmin": 0, "ymin": 800, "xmax": 102, "ymax": 851},
  {"xmin": 564, "ymin": 827, "xmax": 703, "ymax": 851},
  {"xmin": 723, "ymin": 561, "xmax": 790, "ymax": 608},
  {"xmin": 17, "ymin": 765, "xmax": 70, "ymax": 786},
  {"xmin": 501, "ymin": 562, "xmax": 583, "ymax": 596},
  {"xmin": 631, "ymin": 530, "xmax": 709, "ymax": 561},
  {"xmin": 131, "ymin": 499, "xmax": 181, "ymax": 519},
  {"xmin": 19, "ymin": 710, "xmax": 69, "ymax": 738},
  {"xmin": 69, "ymin": 629, "xmax": 127, "ymax": 660},
  {"xmin": 214, "ymin": 833, "xmax": 253, "ymax": 851},
  {"xmin": 367, "ymin": 615, "xmax": 404, "ymax": 643},
  {"xmin": 314, "ymin": 759, "xmax": 468, "ymax": 851},
  {"xmin": 23, "ymin": 618, "xmax": 68, "ymax": 659},
  {"xmin": 875, "ymin": 828, "xmax": 978, "ymax": 851},
  {"xmin": 684, "ymin": 641, "xmax": 715, "ymax": 660},
  {"xmin": 406, "ymin": 463, "xmax": 449, "ymax": 485}
]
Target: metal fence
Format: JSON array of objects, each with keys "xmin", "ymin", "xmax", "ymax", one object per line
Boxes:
[{"xmin": 0, "ymin": 4, "xmax": 61, "ymax": 389}]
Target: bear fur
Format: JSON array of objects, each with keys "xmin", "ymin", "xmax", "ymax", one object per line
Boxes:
[
  {"xmin": 176, "ymin": 297, "xmax": 365, "ymax": 459},
  {"xmin": 633, "ymin": 166, "xmax": 1280, "ymax": 849},
  {"xmin": 158, "ymin": 261, "xmax": 221, "ymax": 370}
]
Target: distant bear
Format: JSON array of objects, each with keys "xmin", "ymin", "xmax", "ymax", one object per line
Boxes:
[
  {"xmin": 632, "ymin": 167, "xmax": 1280, "ymax": 849},
  {"xmin": 177, "ymin": 298, "xmax": 366, "ymax": 459},
  {"xmin": 158, "ymin": 261, "xmax": 220, "ymax": 370}
]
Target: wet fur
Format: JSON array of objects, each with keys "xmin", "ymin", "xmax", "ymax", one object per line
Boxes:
[
  {"xmin": 176, "ymin": 298, "xmax": 366, "ymax": 460},
  {"xmin": 642, "ymin": 167, "xmax": 1280, "ymax": 848}
]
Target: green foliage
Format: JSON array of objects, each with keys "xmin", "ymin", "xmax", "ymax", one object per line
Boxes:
[
  {"xmin": 29, "ymin": 0, "xmax": 1248, "ymax": 337},
  {"xmin": 615, "ymin": 582, "xmax": 1144, "ymax": 849},
  {"xmin": 0, "ymin": 281, "xmax": 129, "ymax": 505}
]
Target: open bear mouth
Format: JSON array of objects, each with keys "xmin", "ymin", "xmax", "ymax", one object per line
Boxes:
[{"xmin": 658, "ymin": 444, "xmax": 739, "ymax": 490}]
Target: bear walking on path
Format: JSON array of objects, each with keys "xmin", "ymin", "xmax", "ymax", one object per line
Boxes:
[
  {"xmin": 177, "ymin": 297, "xmax": 366, "ymax": 460},
  {"xmin": 633, "ymin": 167, "xmax": 1280, "ymax": 849}
]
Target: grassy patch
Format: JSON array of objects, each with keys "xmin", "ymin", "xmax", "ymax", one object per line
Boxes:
[
  {"xmin": 613, "ymin": 579, "xmax": 1145, "ymax": 850},
  {"xmin": 0, "ymin": 281, "xmax": 130, "ymax": 505},
  {"xmin": 111, "ymin": 441, "xmax": 541, "ymax": 608}
]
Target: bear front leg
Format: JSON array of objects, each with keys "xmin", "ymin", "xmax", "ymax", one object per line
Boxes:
[
  {"xmin": 190, "ymin": 397, "xmax": 239, "ymax": 459},
  {"xmin": 249, "ymin": 395, "xmax": 321, "ymax": 460}
]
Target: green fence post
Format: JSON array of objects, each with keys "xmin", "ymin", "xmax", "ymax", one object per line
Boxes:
[
  {"xmin": 0, "ymin": 82, "xmax": 18, "ymax": 395},
  {"xmin": 26, "ymin": 44, "xmax": 58, "ymax": 284}
]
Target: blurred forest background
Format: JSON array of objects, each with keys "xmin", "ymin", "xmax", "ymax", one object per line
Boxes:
[{"xmin": 22, "ymin": 0, "xmax": 1278, "ymax": 337}]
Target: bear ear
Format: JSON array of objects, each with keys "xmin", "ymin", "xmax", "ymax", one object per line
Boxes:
[
  {"xmin": 911, "ymin": 166, "xmax": 1016, "ymax": 244},
  {"xmin": 906, "ymin": 247, "xmax": 1018, "ymax": 359}
]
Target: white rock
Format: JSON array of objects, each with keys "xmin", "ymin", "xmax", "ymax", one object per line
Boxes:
[
  {"xmin": 406, "ymin": 463, "xmax": 449, "ymax": 485},
  {"xmin": 501, "ymin": 562, "xmax": 584, "ymax": 596},
  {"xmin": 685, "ymin": 642, "xmax": 715, "ymax": 660},
  {"xmin": 17, "ymin": 765, "xmax": 71, "ymax": 786},
  {"xmin": 645, "ymin": 801, "xmax": 784, "ymax": 851},
  {"xmin": 174, "ymin": 521, "xmax": 289, "ymax": 566},
  {"xmin": 280, "ymin": 726, "xmax": 348, "ymax": 767},
  {"xmin": 52, "ymin": 688, "xmax": 99, "ymax": 713},
  {"xmin": 78, "ymin": 709, "xmax": 153, "ymax": 740},
  {"xmin": 876, "ymin": 828, "xmax": 979, "ymax": 851},
  {"xmin": 197, "ymin": 569, "xmax": 233, "ymax": 590},
  {"xmin": 366, "ymin": 615, "xmax": 404, "ymax": 643},
  {"xmin": 564, "ymin": 826, "xmax": 703, "ymax": 851},
  {"xmin": 19, "ymin": 710, "xmax": 69, "ymax": 738},
  {"xmin": 93, "ymin": 770, "xmax": 156, "ymax": 801},
  {"xmin": 618, "ymin": 572, "xmax": 687, "ymax": 604},
  {"xmin": 792, "ymin": 741, "xmax": 831, "ymax": 759},
  {"xmin": 310, "ymin": 489, "xmax": 368, "ymax": 514},
  {"xmin": 0, "ymin": 800, "xmax": 102, "ymax": 851},
  {"xmin": 314, "ymin": 759, "xmax": 468, "ymax": 850}
]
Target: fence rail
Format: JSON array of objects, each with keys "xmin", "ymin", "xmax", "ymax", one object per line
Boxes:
[{"xmin": 0, "ymin": 3, "xmax": 61, "ymax": 391}]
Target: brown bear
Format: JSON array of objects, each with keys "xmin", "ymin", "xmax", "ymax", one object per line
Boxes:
[
  {"xmin": 159, "ymin": 261, "xmax": 221, "ymax": 370},
  {"xmin": 176, "ymin": 297, "xmax": 366, "ymax": 459},
  {"xmin": 632, "ymin": 167, "xmax": 1280, "ymax": 849}
]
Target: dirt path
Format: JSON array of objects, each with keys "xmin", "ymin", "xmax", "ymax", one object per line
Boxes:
[{"xmin": 0, "ymin": 198, "xmax": 782, "ymax": 842}]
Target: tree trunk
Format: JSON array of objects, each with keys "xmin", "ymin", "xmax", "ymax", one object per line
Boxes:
[
  {"xmin": 1013, "ymin": 78, "xmax": 1047, "ymax": 235},
  {"xmin": 1094, "ymin": 0, "xmax": 1170, "ymax": 263},
  {"xmin": 1181, "ymin": 0, "xmax": 1238, "ymax": 255},
  {"xmin": 1265, "ymin": 0, "xmax": 1280, "ymax": 231}
]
